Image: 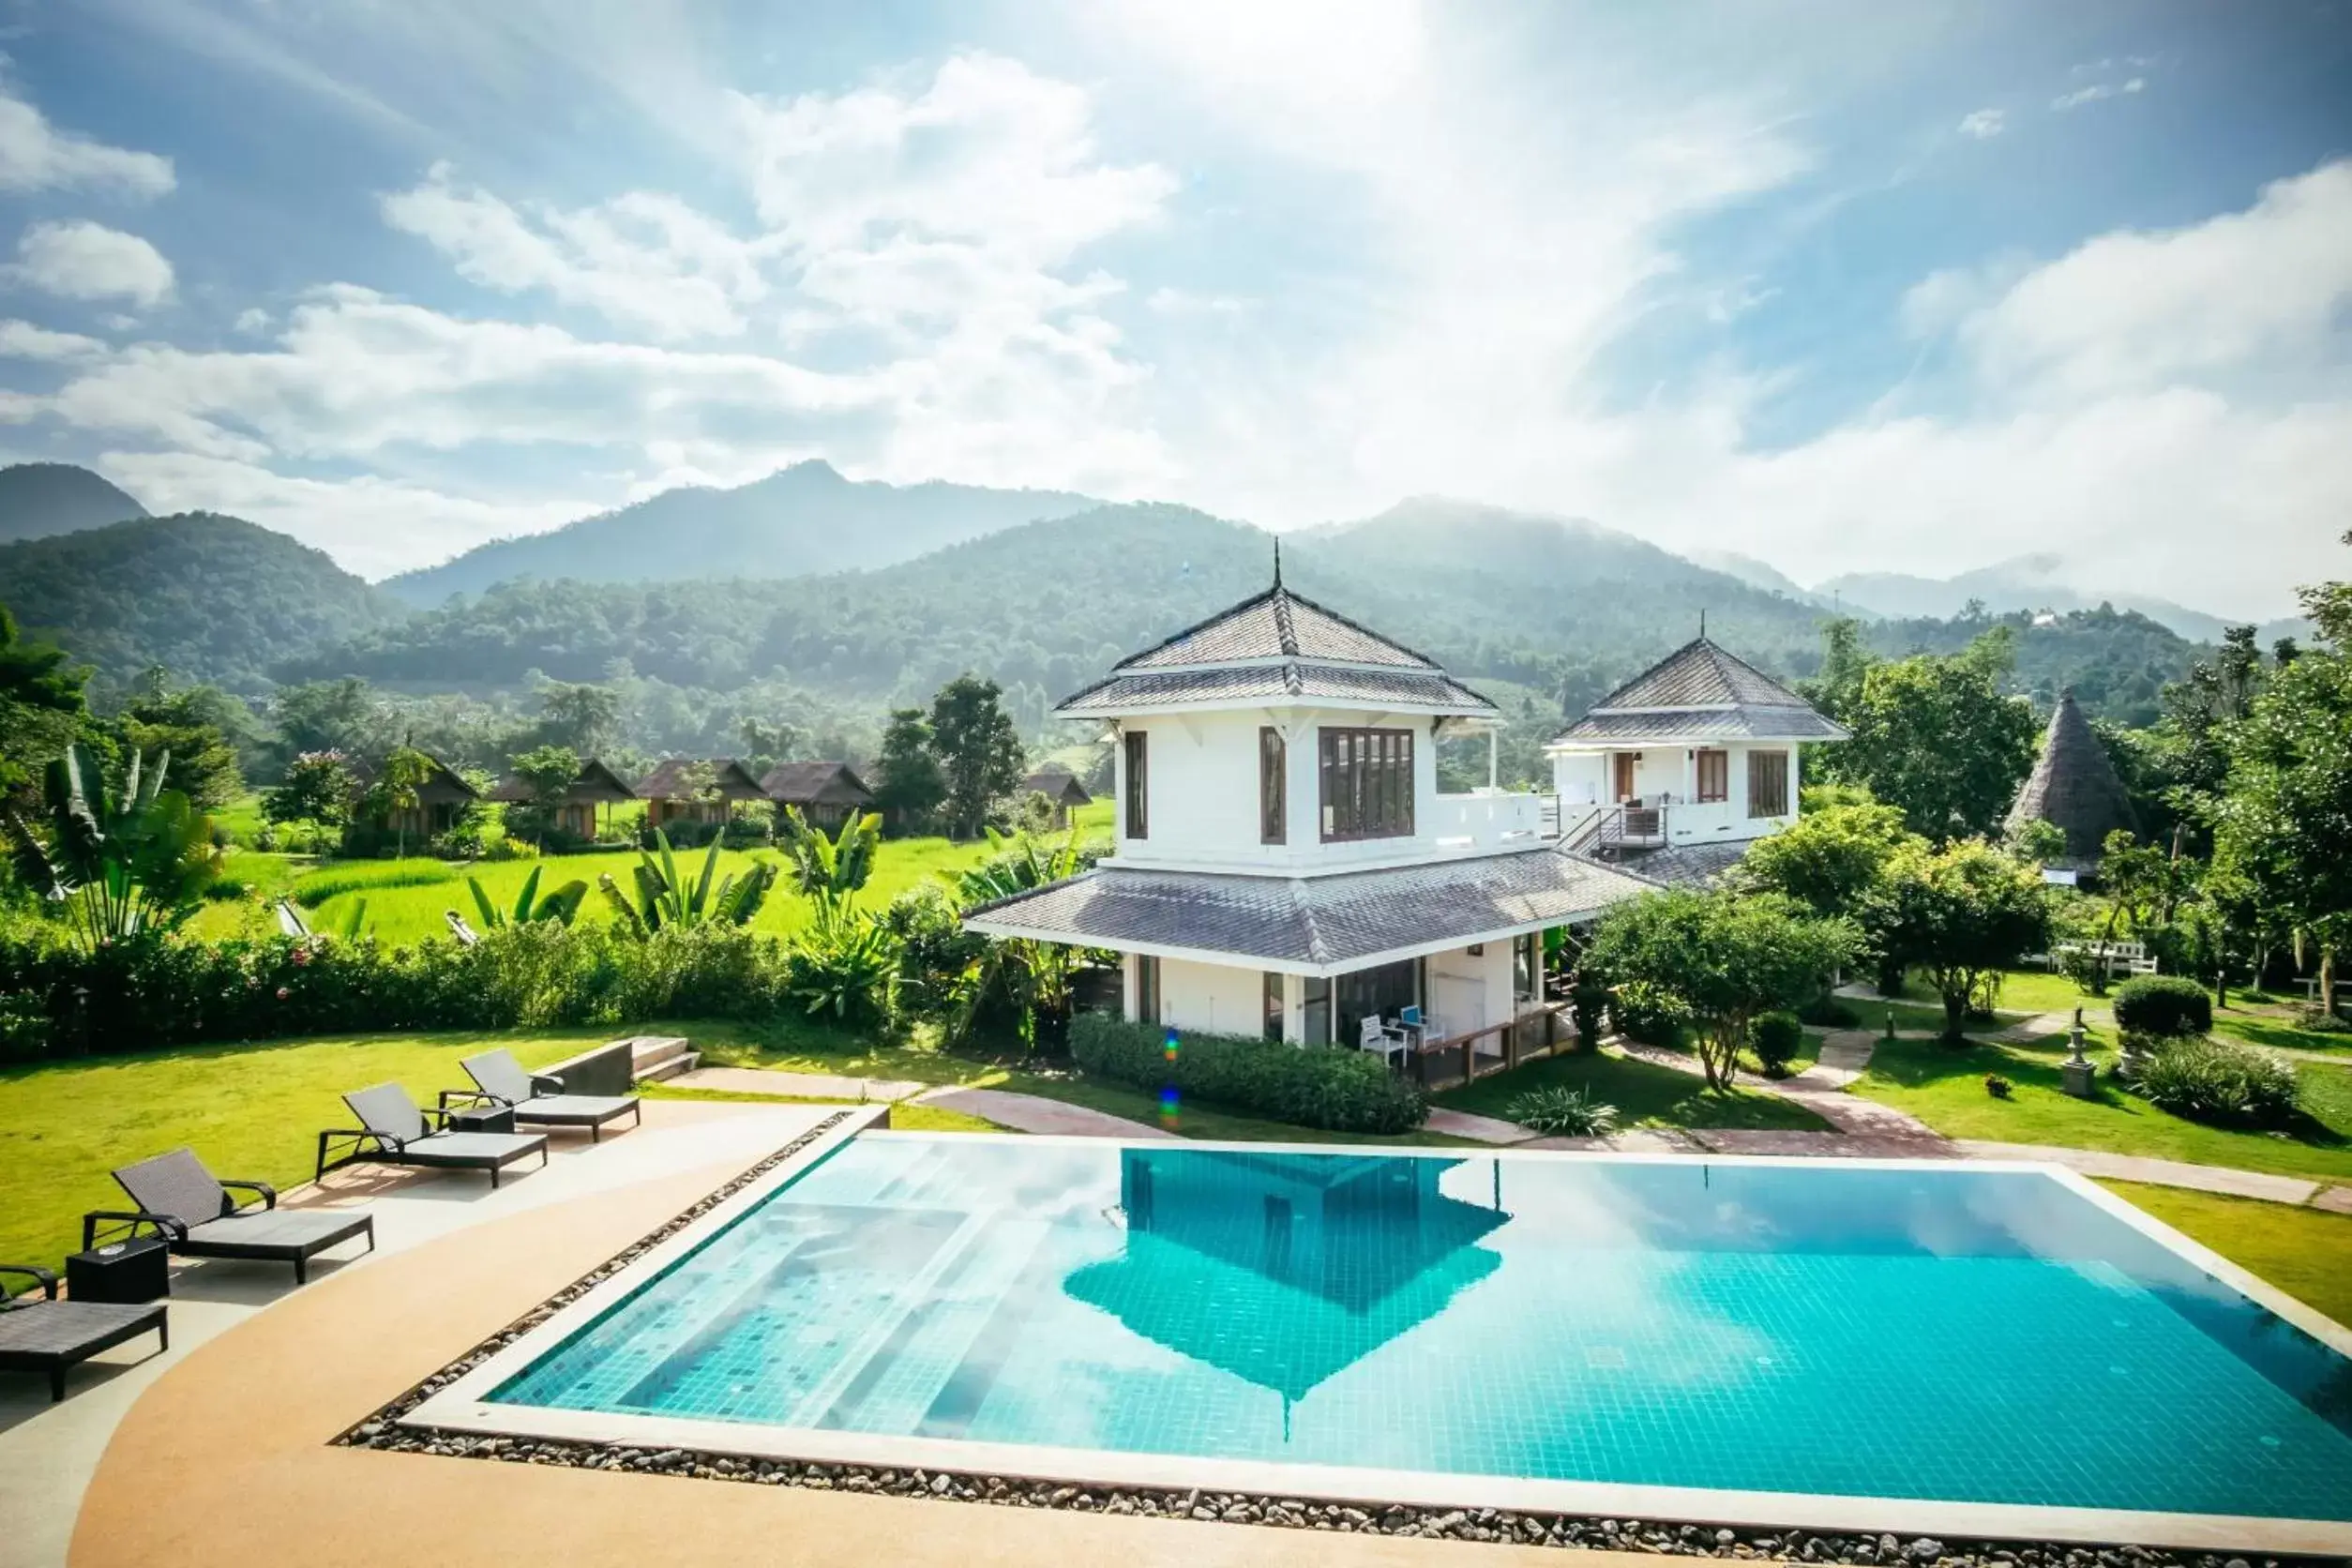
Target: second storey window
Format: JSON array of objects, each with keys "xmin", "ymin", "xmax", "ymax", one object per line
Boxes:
[
  {"xmin": 1319, "ymin": 727, "xmax": 1414, "ymax": 841},
  {"xmin": 1748, "ymin": 748, "xmax": 1789, "ymax": 819},
  {"xmin": 1123, "ymin": 730, "xmax": 1149, "ymax": 838},
  {"xmin": 1259, "ymin": 727, "xmax": 1287, "ymax": 844},
  {"xmin": 1696, "ymin": 748, "xmax": 1728, "ymax": 804}
]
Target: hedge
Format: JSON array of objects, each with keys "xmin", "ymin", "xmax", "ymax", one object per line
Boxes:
[
  {"xmin": 2113, "ymin": 974, "xmax": 2212, "ymax": 1041},
  {"xmin": 0, "ymin": 922, "xmax": 797, "ymax": 1061},
  {"xmin": 1069, "ymin": 1012, "xmax": 1426, "ymax": 1135}
]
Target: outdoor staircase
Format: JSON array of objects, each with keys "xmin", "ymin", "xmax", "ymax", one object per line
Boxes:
[{"xmin": 626, "ymin": 1034, "xmax": 701, "ymax": 1084}]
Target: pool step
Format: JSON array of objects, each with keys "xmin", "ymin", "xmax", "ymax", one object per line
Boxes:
[
  {"xmin": 627, "ymin": 1035, "xmax": 701, "ymax": 1084},
  {"xmin": 813, "ymin": 1215, "xmax": 1055, "ymax": 1436}
]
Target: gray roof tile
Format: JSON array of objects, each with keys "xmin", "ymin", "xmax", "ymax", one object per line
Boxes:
[
  {"xmin": 1549, "ymin": 637, "xmax": 1848, "ymax": 746},
  {"xmin": 1554, "ymin": 707, "xmax": 1849, "ymax": 743},
  {"xmin": 1117, "ymin": 585, "xmax": 1438, "ymax": 671},
  {"xmin": 962, "ymin": 848, "xmax": 1656, "ymax": 968},
  {"xmin": 1057, "ymin": 663, "xmax": 1497, "ymax": 717}
]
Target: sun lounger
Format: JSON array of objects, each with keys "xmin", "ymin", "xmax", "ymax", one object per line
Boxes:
[
  {"xmin": 320, "ymin": 1084, "xmax": 549, "ymax": 1188},
  {"xmin": 88, "ymin": 1148, "xmax": 375, "ymax": 1286},
  {"xmin": 451, "ymin": 1048, "xmax": 641, "ymax": 1142},
  {"xmin": 0, "ymin": 1265, "xmax": 168, "ymax": 1401}
]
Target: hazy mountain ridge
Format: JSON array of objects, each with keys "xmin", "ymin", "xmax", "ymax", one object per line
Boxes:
[
  {"xmin": 0, "ymin": 462, "xmax": 149, "ymax": 545},
  {"xmin": 1816, "ymin": 553, "xmax": 2309, "ymax": 645},
  {"xmin": 380, "ymin": 459, "xmax": 1103, "ymax": 606}
]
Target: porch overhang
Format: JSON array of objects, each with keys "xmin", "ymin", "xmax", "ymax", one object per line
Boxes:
[{"xmin": 959, "ymin": 849, "xmax": 1658, "ymax": 978}]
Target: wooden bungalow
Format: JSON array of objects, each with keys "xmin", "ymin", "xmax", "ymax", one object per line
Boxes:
[
  {"xmin": 488, "ymin": 757, "xmax": 637, "ymax": 839},
  {"xmin": 760, "ymin": 761, "xmax": 876, "ymax": 832},
  {"xmin": 350, "ymin": 753, "xmax": 477, "ymax": 843},
  {"xmin": 1018, "ymin": 763, "xmax": 1093, "ymax": 828},
  {"xmin": 636, "ymin": 758, "xmax": 768, "ymax": 829}
]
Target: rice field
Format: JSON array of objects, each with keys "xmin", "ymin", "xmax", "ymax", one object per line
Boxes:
[{"xmin": 191, "ymin": 801, "xmax": 1111, "ymax": 945}]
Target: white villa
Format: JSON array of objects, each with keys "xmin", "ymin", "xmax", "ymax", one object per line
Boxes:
[{"xmin": 963, "ymin": 573, "xmax": 1845, "ymax": 1081}]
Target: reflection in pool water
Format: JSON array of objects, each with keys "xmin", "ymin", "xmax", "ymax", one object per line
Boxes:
[{"xmin": 490, "ymin": 1136, "xmax": 2352, "ymax": 1522}]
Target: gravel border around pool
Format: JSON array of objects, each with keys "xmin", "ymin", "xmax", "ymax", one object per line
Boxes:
[{"xmin": 337, "ymin": 1124, "xmax": 2340, "ymax": 1568}]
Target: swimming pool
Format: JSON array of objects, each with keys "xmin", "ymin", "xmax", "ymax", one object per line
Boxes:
[{"xmin": 411, "ymin": 1133, "xmax": 2352, "ymax": 1548}]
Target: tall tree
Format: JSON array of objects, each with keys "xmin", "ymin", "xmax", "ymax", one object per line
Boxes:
[
  {"xmin": 536, "ymin": 681, "xmax": 625, "ymax": 756},
  {"xmin": 928, "ymin": 676, "xmax": 1024, "ymax": 840},
  {"xmin": 113, "ymin": 671, "xmax": 252, "ymax": 810},
  {"xmin": 505, "ymin": 745, "xmax": 581, "ymax": 849},
  {"xmin": 263, "ymin": 750, "xmax": 356, "ymax": 850},
  {"xmin": 0, "ymin": 606, "xmax": 89, "ymax": 802},
  {"xmin": 1815, "ymin": 628, "xmax": 2038, "ymax": 841},
  {"xmin": 273, "ymin": 677, "xmax": 388, "ymax": 763},
  {"xmin": 366, "ymin": 746, "xmax": 436, "ymax": 860},
  {"xmin": 1738, "ymin": 793, "xmax": 1918, "ymax": 917},
  {"xmin": 871, "ymin": 707, "xmax": 946, "ymax": 836}
]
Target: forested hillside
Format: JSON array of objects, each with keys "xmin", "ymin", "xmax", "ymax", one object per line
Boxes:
[
  {"xmin": 0, "ymin": 462, "xmax": 148, "ymax": 544},
  {"xmin": 382, "ymin": 459, "xmax": 1100, "ymax": 606},
  {"xmin": 0, "ymin": 513, "xmax": 407, "ymax": 696}
]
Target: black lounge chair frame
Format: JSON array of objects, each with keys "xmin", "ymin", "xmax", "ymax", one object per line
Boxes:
[
  {"xmin": 0, "ymin": 1264, "xmax": 169, "ymax": 1400},
  {"xmin": 445, "ymin": 1048, "xmax": 642, "ymax": 1142},
  {"xmin": 89, "ymin": 1148, "xmax": 377, "ymax": 1286},
  {"xmin": 319, "ymin": 1084, "xmax": 550, "ymax": 1188}
]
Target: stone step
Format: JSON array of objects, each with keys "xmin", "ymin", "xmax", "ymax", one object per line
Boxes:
[{"xmin": 624, "ymin": 1034, "xmax": 701, "ymax": 1084}]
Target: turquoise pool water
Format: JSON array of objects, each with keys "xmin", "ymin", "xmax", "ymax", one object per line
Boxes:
[{"xmin": 490, "ymin": 1136, "xmax": 2352, "ymax": 1521}]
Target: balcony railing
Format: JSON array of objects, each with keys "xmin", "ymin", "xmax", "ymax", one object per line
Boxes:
[
  {"xmin": 1409, "ymin": 1001, "xmax": 1575, "ymax": 1090},
  {"xmin": 1427, "ymin": 790, "xmax": 1560, "ymax": 852},
  {"xmin": 1560, "ymin": 802, "xmax": 1669, "ymax": 858}
]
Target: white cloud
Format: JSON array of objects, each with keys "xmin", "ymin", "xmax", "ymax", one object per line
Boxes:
[
  {"xmin": 0, "ymin": 84, "xmax": 174, "ymax": 197},
  {"xmin": 1958, "ymin": 159, "xmax": 2352, "ymax": 397},
  {"xmin": 0, "ymin": 318, "xmax": 106, "ymax": 361},
  {"xmin": 6, "ymin": 221, "xmax": 175, "ymax": 308},
  {"xmin": 382, "ymin": 163, "xmax": 773, "ymax": 341},
  {"xmin": 2052, "ymin": 77, "xmax": 2144, "ymax": 112},
  {"xmin": 98, "ymin": 449, "xmax": 597, "ymax": 579},
  {"xmin": 1957, "ymin": 108, "xmax": 2004, "ymax": 140},
  {"xmin": 234, "ymin": 307, "xmax": 271, "ymax": 335}
]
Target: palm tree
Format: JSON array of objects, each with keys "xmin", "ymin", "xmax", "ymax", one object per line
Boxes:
[{"xmin": 946, "ymin": 829, "xmax": 1089, "ymax": 1050}]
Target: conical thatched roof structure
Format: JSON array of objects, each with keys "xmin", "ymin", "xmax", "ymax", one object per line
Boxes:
[{"xmin": 2006, "ymin": 689, "xmax": 2137, "ymax": 864}]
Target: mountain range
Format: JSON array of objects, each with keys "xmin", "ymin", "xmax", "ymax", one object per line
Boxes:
[
  {"xmin": 1813, "ymin": 554, "xmax": 2310, "ymax": 646},
  {"xmin": 379, "ymin": 460, "xmax": 1098, "ymax": 607},
  {"xmin": 0, "ymin": 462, "xmax": 2263, "ymax": 735}
]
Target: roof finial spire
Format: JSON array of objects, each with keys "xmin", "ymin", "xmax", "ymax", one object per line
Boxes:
[
  {"xmin": 1699, "ymin": 609, "xmax": 1707, "ymax": 641},
  {"xmin": 1273, "ymin": 535, "xmax": 1283, "ymax": 589}
]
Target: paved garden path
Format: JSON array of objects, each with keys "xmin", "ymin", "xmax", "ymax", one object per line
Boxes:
[{"xmin": 910, "ymin": 1085, "xmax": 1184, "ymax": 1138}]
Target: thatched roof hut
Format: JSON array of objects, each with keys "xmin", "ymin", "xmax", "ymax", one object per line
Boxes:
[
  {"xmin": 1019, "ymin": 764, "xmax": 1093, "ymax": 808},
  {"xmin": 2005, "ymin": 689, "xmax": 2137, "ymax": 865},
  {"xmin": 760, "ymin": 761, "xmax": 875, "ymax": 829},
  {"xmin": 487, "ymin": 757, "xmax": 637, "ymax": 806}
]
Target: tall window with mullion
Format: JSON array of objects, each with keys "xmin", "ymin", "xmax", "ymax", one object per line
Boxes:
[
  {"xmin": 1747, "ymin": 748, "xmax": 1789, "ymax": 819},
  {"xmin": 1123, "ymin": 729, "xmax": 1149, "ymax": 838},
  {"xmin": 1319, "ymin": 727, "xmax": 1414, "ymax": 841},
  {"xmin": 1259, "ymin": 727, "xmax": 1286, "ymax": 844}
]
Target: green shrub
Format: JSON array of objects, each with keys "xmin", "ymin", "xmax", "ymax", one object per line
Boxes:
[
  {"xmin": 293, "ymin": 859, "xmax": 457, "ymax": 908},
  {"xmin": 1606, "ymin": 980, "xmax": 1689, "ymax": 1046},
  {"xmin": 2112, "ymin": 974, "xmax": 2212, "ymax": 1040},
  {"xmin": 2133, "ymin": 1037, "xmax": 2298, "ymax": 1129},
  {"xmin": 1749, "ymin": 1010, "xmax": 1804, "ymax": 1077},
  {"xmin": 1983, "ymin": 1073, "xmax": 2013, "ymax": 1099},
  {"xmin": 1798, "ymin": 992, "xmax": 1862, "ymax": 1028},
  {"xmin": 1504, "ymin": 1085, "xmax": 1620, "ymax": 1137},
  {"xmin": 782, "ymin": 916, "xmax": 900, "ymax": 1030},
  {"xmin": 1569, "ymin": 978, "xmax": 1607, "ymax": 1051},
  {"xmin": 1068, "ymin": 1012, "xmax": 1425, "ymax": 1135},
  {"xmin": 2294, "ymin": 1005, "xmax": 2350, "ymax": 1033}
]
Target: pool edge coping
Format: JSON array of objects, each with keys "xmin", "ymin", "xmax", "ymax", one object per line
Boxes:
[{"xmin": 398, "ymin": 1131, "xmax": 2352, "ymax": 1558}]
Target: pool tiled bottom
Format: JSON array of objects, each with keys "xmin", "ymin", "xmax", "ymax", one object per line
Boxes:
[{"xmin": 490, "ymin": 1138, "xmax": 2352, "ymax": 1524}]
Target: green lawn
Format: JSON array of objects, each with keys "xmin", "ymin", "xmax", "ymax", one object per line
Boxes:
[
  {"xmin": 0, "ymin": 1024, "xmax": 632, "ymax": 1273},
  {"xmin": 2098, "ymin": 1180, "xmax": 2352, "ymax": 1330},
  {"xmin": 1854, "ymin": 1028, "xmax": 2352, "ymax": 1184},
  {"xmin": 1436, "ymin": 1046, "xmax": 1828, "ymax": 1132},
  {"xmin": 188, "ymin": 803, "xmax": 1113, "ymax": 946},
  {"xmin": 640, "ymin": 1081, "xmax": 1004, "ymax": 1135}
]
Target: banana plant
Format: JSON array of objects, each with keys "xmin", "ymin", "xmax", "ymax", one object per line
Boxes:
[
  {"xmin": 777, "ymin": 807, "xmax": 882, "ymax": 932},
  {"xmin": 596, "ymin": 828, "xmax": 775, "ymax": 939},
  {"xmin": 4, "ymin": 742, "xmax": 219, "ymax": 952},
  {"xmin": 945, "ymin": 827, "xmax": 1090, "ymax": 1049},
  {"xmin": 454, "ymin": 864, "xmax": 590, "ymax": 932}
]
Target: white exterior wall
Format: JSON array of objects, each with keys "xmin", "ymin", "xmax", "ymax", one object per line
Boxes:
[
  {"xmin": 1130, "ymin": 942, "xmax": 1522, "ymax": 1044},
  {"xmin": 1111, "ymin": 709, "xmax": 1538, "ymax": 877},
  {"xmin": 1549, "ymin": 741, "xmax": 1802, "ymax": 848}
]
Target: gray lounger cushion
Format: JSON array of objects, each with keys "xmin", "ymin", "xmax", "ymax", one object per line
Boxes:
[
  {"xmin": 343, "ymin": 1084, "xmax": 548, "ymax": 1171},
  {"xmin": 113, "ymin": 1148, "xmax": 229, "ymax": 1229},
  {"xmin": 179, "ymin": 1208, "xmax": 372, "ymax": 1258},
  {"xmin": 460, "ymin": 1049, "xmax": 639, "ymax": 1130},
  {"xmin": 0, "ymin": 1300, "xmax": 167, "ymax": 1399}
]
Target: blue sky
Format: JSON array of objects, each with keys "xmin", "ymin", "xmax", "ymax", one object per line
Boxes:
[{"xmin": 0, "ymin": 0, "xmax": 2345, "ymax": 615}]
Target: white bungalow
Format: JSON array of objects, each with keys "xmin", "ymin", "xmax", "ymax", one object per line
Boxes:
[
  {"xmin": 962, "ymin": 569, "xmax": 1662, "ymax": 1080},
  {"xmin": 1545, "ymin": 635, "xmax": 1850, "ymax": 884}
]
